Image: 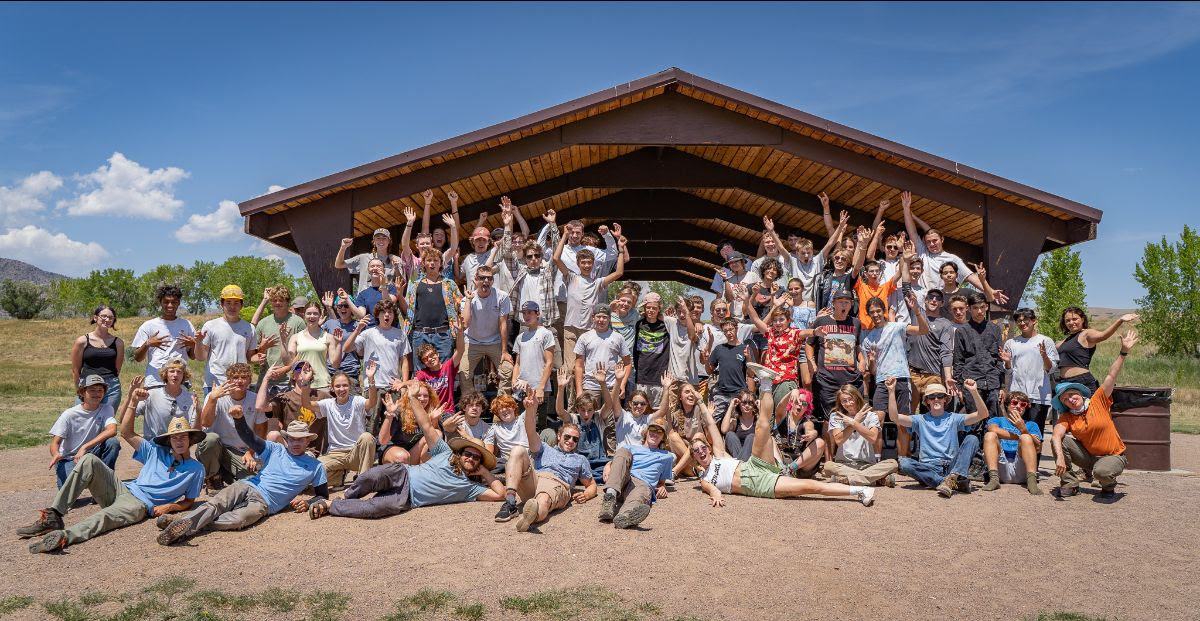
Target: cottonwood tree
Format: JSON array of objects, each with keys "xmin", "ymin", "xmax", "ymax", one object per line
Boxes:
[
  {"xmin": 1134, "ymin": 225, "xmax": 1200, "ymax": 357},
  {"xmin": 1028, "ymin": 247, "xmax": 1087, "ymax": 341}
]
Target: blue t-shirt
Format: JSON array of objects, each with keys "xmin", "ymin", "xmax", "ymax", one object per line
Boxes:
[
  {"xmin": 862, "ymin": 321, "xmax": 910, "ymax": 381},
  {"xmin": 987, "ymin": 417, "xmax": 1042, "ymax": 461},
  {"xmin": 125, "ymin": 441, "xmax": 205, "ymax": 513},
  {"xmin": 322, "ymin": 317, "xmax": 361, "ymax": 376},
  {"xmin": 245, "ymin": 442, "xmax": 328, "ymax": 514},
  {"xmin": 406, "ymin": 439, "xmax": 487, "ymax": 508},
  {"xmin": 533, "ymin": 444, "xmax": 592, "ymax": 488},
  {"xmin": 628, "ymin": 445, "xmax": 674, "ymax": 489},
  {"xmin": 910, "ymin": 412, "xmax": 969, "ymax": 463},
  {"xmin": 790, "ymin": 305, "xmax": 816, "ymax": 330},
  {"xmin": 354, "ymin": 285, "xmax": 398, "ymax": 326}
]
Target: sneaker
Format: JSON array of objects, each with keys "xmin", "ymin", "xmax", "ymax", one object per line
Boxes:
[
  {"xmin": 28, "ymin": 530, "xmax": 67, "ymax": 554},
  {"xmin": 1052, "ymin": 485, "xmax": 1080, "ymax": 499},
  {"xmin": 155, "ymin": 514, "xmax": 178, "ymax": 530},
  {"xmin": 157, "ymin": 516, "xmax": 195, "ymax": 546},
  {"xmin": 515, "ymin": 500, "xmax": 540, "ymax": 532},
  {"xmin": 746, "ymin": 363, "xmax": 780, "ymax": 387},
  {"xmin": 664, "ymin": 479, "xmax": 676, "ymax": 491},
  {"xmin": 857, "ymin": 487, "xmax": 876, "ymax": 507},
  {"xmin": 16, "ymin": 509, "xmax": 63, "ymax": 538},
  {"xmin": 613, "ymin": 504, "xmax": 651, "ymax": 529},
  {"xmin": 598, "ymin": 491, "xmax": 618, "ymax": 523},
  {"xmin": 494, "ymin": 500, "xmax": 519, "ymax": 522},
  {"xmin": 882, "ymin": 473, "xmax": 897, "ymax": 488},
  {"xmin": 1098, "ymin": 486, "xmax": 1117, "ymax": 499},
  {"xmin": 937, "ymin": 474, "xmax": 959, "ymax": 498}
]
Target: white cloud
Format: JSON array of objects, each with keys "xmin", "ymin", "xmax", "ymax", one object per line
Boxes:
[
  {"xmin": 0, "ymin": 225, "xmax": 109, "ymax": 275},
  {"xmin": 175, "ymin": 199, "xmax": 242, "ymax": 243},
  {"xmin": 59, "ymin": 152, "xmax": 189, "ymax": 220},
  {"xmin": 267, "ymin": 185, "xmax": 284, "ymax": 194},
  {"xmin": 0, "ymin": 171, "xmax": 63, "ymax": 227}
]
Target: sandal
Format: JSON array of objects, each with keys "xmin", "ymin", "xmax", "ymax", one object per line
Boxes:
[{"xmin": 309, "ymin": 498, "xmax": 329, "ymax": 520}]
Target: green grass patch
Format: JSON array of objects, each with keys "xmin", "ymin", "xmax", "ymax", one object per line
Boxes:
[
  {"xmin": 43, "ymin": 599, "xmax": 91, "ymax": 621},
  {"xmin": 499, "ymin": 586, "xmax": 659, "ymax": 621},
  {"xmin": 106, "ymin": 596, "xmax": 163, "ymax": 621},
  {"xmin": 306, "ymin": 590, "xmax": 351, "ymax": 621},
  {"xmin": 453, "ymin": 603, "xmax": 486, "ymax": 620},
  {"xmin": 187, "ymin": 590, "xmax": 257, "ymax": 612},
  {"xmin": 0, "ymin": 595, "xmax": 34, "ymax": 615},
  {"xmin": 260, "ymin": 587, "xmax": 302, "ymax": 613}
]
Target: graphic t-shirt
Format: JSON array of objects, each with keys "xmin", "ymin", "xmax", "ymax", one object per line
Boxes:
[
  {"xmin": 862, "ymin": 321, "xmax": 911, "ymax": 381},
  {"xmin": 809, "ymin": 315, "xmax": 862, "ymax": 386},
  {"xmin": 634, "ymin": 318, "xmax": 669, "ymax": 384},
  {"xmin": 416, "ymin": 359, "xmax": 457, "ymax": 411}
]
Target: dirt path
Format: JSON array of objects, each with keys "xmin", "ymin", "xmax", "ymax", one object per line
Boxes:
[{"xmin": 2, "ymin": 436, "xmax": 1198, "ymax": 620}]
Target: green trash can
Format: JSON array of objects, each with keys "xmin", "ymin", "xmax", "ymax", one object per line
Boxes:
[{"xmin": 1110, "ymin": 386, "xmax": 1172, "ymax": 471}]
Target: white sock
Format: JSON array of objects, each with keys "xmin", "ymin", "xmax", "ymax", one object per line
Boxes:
[{"xmin": 848, "ymin": 485, "xmax": 867, "ymax": 497}]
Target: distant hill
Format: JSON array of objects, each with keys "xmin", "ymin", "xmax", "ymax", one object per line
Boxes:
[{"xmin": 0, "ymin": 257, "xmax": 67, "ymax": 286}]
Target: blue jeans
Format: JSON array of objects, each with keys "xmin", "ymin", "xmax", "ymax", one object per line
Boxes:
[
  {"xmin": 898, "ymin": 434, "xmax": 980, "ymax": 489},
  {"xmin": 75, "ymin": 376, "xmax": 122, "ymax": 408},
  {"xmin": 411, "ymin": 330, "xmax": 453, "ymax": 365},
  {"xmin": 56, "ymin": 436, "xmax": 121, "ymax": 488}
]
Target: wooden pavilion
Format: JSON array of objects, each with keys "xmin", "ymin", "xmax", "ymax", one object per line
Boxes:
[{"xmin": 240, "ymin": 67, "xmax": 1101, "ymax": 304}]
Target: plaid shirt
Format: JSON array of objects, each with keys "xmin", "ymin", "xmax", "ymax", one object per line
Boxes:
[{"xmin": 503, "ymin": 223, "xmax": 560, "ymax": 327}]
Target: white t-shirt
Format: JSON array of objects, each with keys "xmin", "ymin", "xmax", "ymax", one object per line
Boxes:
[
  {"xmin": 484, "ymin": 413, "xmax": 529, "ymax": 463},
  {"xmin": 461, "ymin": 251, "xmax": 492, "ymax": 292},
  {"xmin": 916, "ymin": 240, "xmax": 972, "ymax": 292},
  {"xmin": 514, "ymin": 326, "xmax": 556, "ymax": 390},
  {"xmin": 564, "ymin": 272, "xmax": 603, "ymax": 330},
  {"xmin": 136, "ymin": 387, "xmax": 196, "ymax": 440},
  {"xmin": 50, "ymin": 404, "xmax": 117, "ymax": 456},
  {"xmin": 789, "ymin": 254, "xmax": 825, "ymax": 306},
  {"xmin": 316, "ymin": 396, "xmax": 368, "ymax": 452},
  {"xmin": 723, "ymin": 270, "xmax": 749, "ymax": 318},
  {"xmin": 700, "ymin": 456, "xmax": 740, "ymax": 494},
  {"xmin": 200, "ymin": 318, "xmax": 256, "ymax": 388},
  {"xmin": 465, "ymin": 290, "xmax": 512, "ymax": 346},
  {"xmin": 829, "ymin": 410, "xmax": 881, "ymax": 464},
  {"xmin": 131, "ymin": 317, "xmax": 196, "ymax": 388},
  {"xmin": 574, "ymin": 329, "xmax": 631, "ymax": 392},
  {"xmin": 355, "ymin": 326, "xmax": 410, "ymax": 388},
  {"xmin": 463, "ymin": 418, "xmax": 491, "ymax": 441},
  {"xmin": 615, "ymin": 409, "xmax": 650, "ymax": 450},
  {"xmin": 203, "ymin": 391, "xmax": 265, "ymax": 452},
  {"xmin": 1005, "ymin": 334, "xmax": 1059, "ymax": 405},
  {"xmin": 665, "ymin": 316, "xmax": 697, "ymax": 384}
]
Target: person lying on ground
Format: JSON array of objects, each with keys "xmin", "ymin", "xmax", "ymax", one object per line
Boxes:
[
  {"xmin": 598, "ymin": 419, "xmax": 675, "ymax": 529},
  {"xmin": 308, "ymin": 391, "xmax": 505, "ymax": 520},
  {"xmin": 20, "ymin": 388, "xmax": 204, "ymax": 554},
  {"xmin": 981, "ymin": 391, "xmax": 1042, "ymax": 495},
  {"xmin": 889, "ymin": 377, "xmax": 989, "ymax": 498},
  {"xmin": 156, "ymin": 414, "xmax": 327, "ymax": 545},
  {"xmin": 494, "ymin": 394, "xmax": 598, "ymax": 532}
]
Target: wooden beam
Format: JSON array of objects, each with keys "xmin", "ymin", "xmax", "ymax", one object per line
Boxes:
[
  {"xmin": 983, "ymin": 195, "xmax": 1051, "ymax": 311},
  {"xmin": 632, "ymin": 256, "xmax": 721, "ymax": 272},
  {"xmin": 560, "ymin": 91, "xmax": 784, "ymax": 146},
  {"xmin": 621, "ymin": 270, "xmax": 711, "ymax": 290},
  {"xmin": 284, "ymin": 192, "xmax": 354, "ymax": 295},
  {"xmin": 547, "ymin": 189, "xmax": 766, "ymax": 232}
]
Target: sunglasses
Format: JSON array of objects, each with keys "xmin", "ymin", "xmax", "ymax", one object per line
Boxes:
[
  {"xmin": 476, "ymin": 276, "xmax": 493, "ymax": 281},
  {"xmin": 925, "ymin": 394, "xmax": 947, "ymax": 401},
  {"xmin": 525, "ymin": 254, "xmax": 541, "ymax": 259},
  {"xmin": 1008, "ymin": 400, "xmax": 1030, "ymax": 408},
  {"xmin": 691, "ymin": 444, "xmax": 710, "ymax": 454},
  {"xmin": 885, "ymin": 245, "xmax": 899, "ymax": 251},
  {"xmin": 630, "ymin": 401, "xmax": 648, "ymax": 407},
  {"xmin": 460, "ymin": 450, "xmax": 483, "ymax": 461},
  {"xmin": 560, "ymin": 435, "xmax": 580, "ymax": 443}
]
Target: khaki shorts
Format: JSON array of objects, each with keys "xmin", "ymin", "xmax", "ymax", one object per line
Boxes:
[
  {"xmin": 536, "ymin": 472, "xmax": 571, "ymax": 511},
  {"xmin": 739, "ymin": 455, "xmax": 781, "ymax": 499}
]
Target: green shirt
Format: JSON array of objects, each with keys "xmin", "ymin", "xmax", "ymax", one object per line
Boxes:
[{"xmin": 255, "ymin": 313, "xmax": 306, "ymax": 386}]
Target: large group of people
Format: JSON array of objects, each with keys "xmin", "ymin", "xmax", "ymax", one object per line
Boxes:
[{"xmin": 19, "ymin": 189, "xmax": 1142, "ymax": 553}]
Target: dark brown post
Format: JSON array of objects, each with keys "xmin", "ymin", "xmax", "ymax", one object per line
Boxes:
[
  {"xmin": 983, "ymin": 196, "xmax": 1050, "ymax": 311},
  {"xmin": 285, "ymin": 191, "xmax": 354, "ymax": 295}
]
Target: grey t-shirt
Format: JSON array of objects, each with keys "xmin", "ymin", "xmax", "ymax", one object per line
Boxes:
[
  {"xmin": 131, "ymin": 317, "xmax": 196, "ymax": 388},
  {"xmin": 465, "ymin": 290, "xmax": 512, "ymax": 346},
  {"xmin": 50, "ymin": 404, "xmax": 117, "ymax": 456},
  {"xmin": 346, "ymin": 253, "xmax": 397, "ymax": 293},
  {"xmin": 136, "ymin": 387, "xmax": 197, "ymax": 439},
  {"xmin": 316, "ymin": 396, "xmax": 368, "ymax": 452},
  {"xmin": 906, "ymin": 316, "xmax": 955, "ymax": 376},
  {"xmin": 564, "ymin": 272, "xmax": 603, "ymax": 330},
  {"xmin": 790, "ymin": 254, "xmax": 825, "ymax": 305},
  {"xmin": 665, "ymin": 316, "xmax": 697, "ymax": 384},
  {"xmin": 355, "ymin": 326, "xmax": 410, "ymax": 388},
  {"xmin": 514, "ymin": 326, "xmax": 556, "ymax": 390},
  {"xmin": 203, "ymin": 391, "xmax": 265, "ymax": 452},
  {"xmin": 574, "ymin": 329, "xmax": 631, "ymax": 392},
  {"xmin": 200, "ymin": 318, "xmax": 256, "ymax": 388}
]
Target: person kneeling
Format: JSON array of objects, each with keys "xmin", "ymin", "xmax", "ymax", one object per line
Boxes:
[
  {"xmin": 157, "ymin": 412, "xmax": 327, "ymax": 545},
  {"xmin": 981, "ymin": 391, "xmax": 1042, "ymax": 495},
  {"xmin": 20, "ymin": 376, "xmax": 205, "ymax": 553},
  {"xmin": 309, "ymin": 388, "xmax": 505, "ymax": 520},
  {"xmin": 691, "ymin": 389, "xmax": 875, "ymax": 507},
  {"xmin": 888, "ymin": 378, "xmax": 989, "ymax": 498},
  {"xmin": 598, "ymin": 420, "xmax": 675, "ymax": 529},
  {"xmin": 496, "ymin": 395, "xmax": 598, "ymax": 532}
]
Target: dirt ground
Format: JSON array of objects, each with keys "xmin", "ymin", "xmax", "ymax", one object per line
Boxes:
[{"xmin": 2, "ymin": 436, "xmax": 1198, "ymax": 621}]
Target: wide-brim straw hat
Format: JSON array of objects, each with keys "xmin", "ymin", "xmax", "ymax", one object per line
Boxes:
[
  {"xmin": 279, "ymin": 420, "xmax": 318, "ymax": 441},
  {"xmin": 449, "ymin": 435, "xmax": 496, "ymax": 470},
  {"xmin": 153, "ymin": 416, "xmax": 206, "ymax": 447}
]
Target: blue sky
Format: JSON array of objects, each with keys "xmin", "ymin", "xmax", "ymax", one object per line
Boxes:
[{"xmin": 1, "ymin": 2, "xmax": 1196, "ymax": 308}]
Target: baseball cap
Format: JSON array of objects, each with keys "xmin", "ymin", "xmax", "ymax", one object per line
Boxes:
[
  {"xmin": 594, "ymin": 304, "xmax": 612, "ymax": 317},
  {"xmin": 291, "ymin": 296, "xmax": 309, "ymax": 308},
  {"xmin": 78, "ymin": 374, "xmax": 107, "ymax": 390},
  {"xmin": 520, "ymin": 301, "xmax": 541, "ymax": 313},
  {"xmin": 372, "ymin": 228, "xmax": 391, "ymax": 238},
  {"xmin": 490, "ymin": 227, "xmax": 505, "ymax": 241},
  {"xmin": 470, "ymin": 226, "xmax": 491, "ymax": 240},
  {"xmin": 832, "ymin": 290, "xmax": 854, "ymax": 301},
  {"xmin": 724, "ymin": 252, "xmax": 748, "ymax": 265},
  {"xmin": 220, "ymin": 284, "xmax": 244, "ymax": 300}
]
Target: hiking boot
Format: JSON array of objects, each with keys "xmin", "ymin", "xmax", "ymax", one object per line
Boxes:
[
  {"xmin": 16, "ymin": 508, "xmax": 63, "ymax": 538},
  {"xmin": 957, "ymin": 476, "xmax": 972, "ymax": 493},
  {"xmin": 613, "ymin": 504, "xmax": 651, "ymax": 529},
  {"xmin": 1098, "ymin": 486, "xmax": 1117, "ymax": 500},
  {"xmin": 205, "ymin": 475, "xmax": 225, "ymax": 495},
  {"xmin": 881, "ymin": 473, "xmax": 897, "ymax": 488},
  {"xmin": 155, "ymin": 514, "xmax": 178, "ymax": 530},
  {"xmin": 494, "ymin": 500, "xmax": 519, "ymax": 522},
  {"xmin": 1052, "ymin": 485, "xmax": 1079, "ymax": 499},
  {"xmin": 857, "ymin": 487, "xmax": 876, "ymax": 507},
  {"xmin": 598, "ymin": 491, "xmax": 618, "ymax": 523},
  {"xmin": 28, "ymin": 530, "xmax": 67, "ymax": 554},
  {"xmin": 937, "ymin": 474, "xmax": 959, "ymax": 498},
  {"xmin": 157, "ymin": 515, "xmax": 195, "ymax": 546},
  {"xmin": 746, "ymin": 363, "xmax": 779, "ymax": 388},
  {"xmin": 515, "ymin": 500, "xmax": 540, "ymax": 532}
]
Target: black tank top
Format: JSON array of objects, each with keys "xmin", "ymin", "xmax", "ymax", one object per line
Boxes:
[
  {"xmin": 80, "ymin": 334, "xmax": 119, "ymax": 379},
  {"xmin": 1057, "ymin": 332, "xmax": 1094, "ymax": 369}
]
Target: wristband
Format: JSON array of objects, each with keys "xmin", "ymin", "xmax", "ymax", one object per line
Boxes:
[{"xmin": 1119, "ymin": 351, "xmax": 1129, "ymax": 357}]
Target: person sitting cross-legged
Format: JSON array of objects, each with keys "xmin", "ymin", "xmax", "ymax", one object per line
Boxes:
[
  {"xmin": 888, "ymin": 377, "xmax": 989, "ymax": 498},
  {"xmin": 19, "ymin": 376, "xmax": 205, "ymax": 553},
  {"xmin": 980, "ymin": 391, "xmax": 1043, "ymax": 495},
  {"xmin": 307, "ymin": 364, "xmax": 381, "ymax": 489},
  {"xmin": 194, "ymin": 363, "xmax": 269, "ymax": 491},
  {"xmin": 308, "ymin": 388, "xmax": 505, "ymax": 520},
  {"xmin": 598, "ymin": 419, "xmax": 675, "ymax": 529},
  {"xmin": 495, "ymin": 394, "xmax": 598, "ymax": 532},
  {"xmin": 821, "ymin": 384, "xmax": 899, "ymax": 487},
  {"xmin": 157, "ymin": 414, "xmax": 328, "ymax": 545}
]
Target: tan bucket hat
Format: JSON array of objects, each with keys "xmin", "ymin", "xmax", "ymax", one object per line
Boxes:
[
  {"xmin": 279, "ymin": 420, "xmax": 318, "ymax": 441},
  {"xmin": 153, "ymin": 416, "xmax": 206, "ymax": 447},
  {"xmin": 449, "ymin": 435, "xmax": 496, "ymax": 470}
]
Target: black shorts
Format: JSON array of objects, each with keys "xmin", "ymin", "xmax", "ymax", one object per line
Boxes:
[{"xmin": 871, "ymin": 378, "xmax": 911, "ymax": 415}]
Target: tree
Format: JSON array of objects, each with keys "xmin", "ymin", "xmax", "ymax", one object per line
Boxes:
[
  {"xmin": 0, "ymin": 280, "xmax": 50, "ymax": 319},
  {"xmin": 648, "ymin": 281, "xmax": 697, "ymax": 308},
  {"xmin": 1134, "ymin": 225, "xmax": 1200, "ymax": 357},
  {"xmin": 181, "ymin": 260, "xmax": 217, "ymax": 314},
  {"xmin": 1027, "ymin": 247, "xmax": 1087, "ymax": 341},
  {"xmin": 48, "ymin": 277, "xmax": 89, "ymax": 317},
  {"xmin": 75, "ymin": 269, "xmax": 147, "ymax": 318}
]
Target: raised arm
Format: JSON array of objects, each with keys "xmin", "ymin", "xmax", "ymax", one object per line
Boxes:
[
  {"xmin": 231, "ymin": 405, "xmax": 267, "ymax": 455},
  {"xmin": 1100, "ymin": 329, "xmax": 1138, "ymax": 397},
  {"xmin": 719, "ymin": 396, "xmax": 740, "ymax": 434},
  {"xmin": 1084, "ymin": 313, "xmax": 1139, "ymax": 348},
  {"xmin": 249, "ymin": 288, "xmax": 270, "ymax": 327},
  {"xmin": 819, "ymin": 214, "xmax": 847, "ymax": 260},
  {"xmin": 119, "ymin": 376, "xmax": 147, "ymax": 450},
  {"xmin": 421, "ymin": 189, "xmax": 434, "ymax": 235},
  {"xmin": 904, "ymin": 292, "xmax": 929, "ymax": 336},
  {"xmin": 961, "ymin": 379, "xmax": 990, "ymax": 426},
  {"xmin": 552, "ymin": 227, "xmax": 570, "ymax": 281},
  {"xmin": 341, "ymin": 316, "xmax": 370, "ymax": 354},
  {"xmin": 334, "ymin": 237, "xmax": 353, "ymax": 269},
  {"xmin": 555, "ymin": 367, "xmax": 571, "ymax": 422},
  {"xmin": 850, "ymin": 227, "xmax": 870, "ymax": 276},
  {"xmin": 741, "ymin": 289, "xmax": 772, "ymax": 335},
  {"xmin": 399, "ymin": 206, "xmax": 417, "ymax": 262},
  {"xmin": 900, "ymin": 191, "xmax": 921, "ymax": 247},
  {"xmin": 522, "ymin": 393, "xmax": 541, "ymax": 454},
  {"xmin": 819, "ymin": 192, "xmax": 835, "ymax": 236},
  {"xmin": 885, "ymin": 378, "xmax": 913, "ymax": 428},
  {"xmin": 407, "ymin": 382, "xmax": 444, "ymax": 447}
]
